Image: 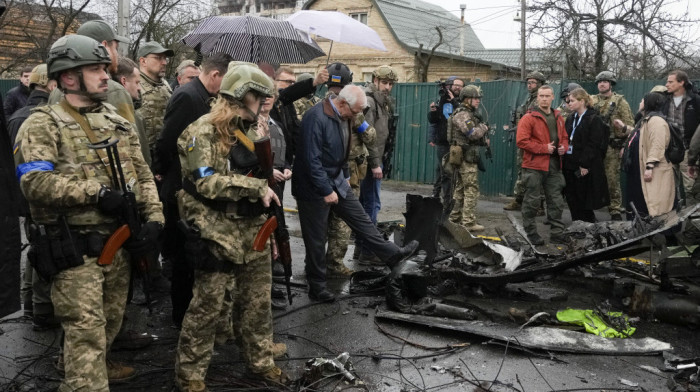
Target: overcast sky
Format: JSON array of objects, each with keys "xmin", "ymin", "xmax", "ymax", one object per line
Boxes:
[{"xmin": 421, "ymin": 0, "xmax": 699, "ymax": 50}]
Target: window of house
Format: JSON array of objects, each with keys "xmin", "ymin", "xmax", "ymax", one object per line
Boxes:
[{"xmin": 350, "ymin": 13, "xmax": 368, "ymax": 24}]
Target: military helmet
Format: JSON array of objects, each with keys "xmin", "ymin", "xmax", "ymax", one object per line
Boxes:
[
  {"xmin": 326, "ymin": 62, "xmax": 352, "ymax": 88},
  {"xmin": 296, "ymin": 72, "xmax": 314, "ymax": 82},
  {"xmin": 649, "ymin": 85, "xmax": 667, "ymax": 94},
  {"xmin": 373, "ymin": 65, "xmax": 398, "ymax": 82},
  {"xmin": 459, "ymin": 84, "xmax": 482, "ymax": 100},
  {"xmin": 525, "ymin": 71, "xmax": 546, "ymax": 84},
  {"xmin": 560, "ymin": 82, "xmax": 582, "ymax": 99},
  {"xmin": 219, "ymin": 63, "xmax": 274, "ymax": 101},
  {"xmin": 29, "ymin": 64, "xmax": 49, "ymax": 88},
  {"xmin": 595, "ymin": 71, "xmax": 617, "ymax": 85},
  {"xmin": 47, "ymin": 35, "xmax": 111, "ymax": 77}
]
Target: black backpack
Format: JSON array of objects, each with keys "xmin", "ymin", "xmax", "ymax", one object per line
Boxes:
[{"xmin": 645, "ymin": 112, "xmax": 684, "ymax": 164}]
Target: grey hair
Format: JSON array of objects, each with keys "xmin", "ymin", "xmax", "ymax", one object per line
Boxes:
[{"xmin": 338, "ymin": 84, "xmax": 367, "ymax": 108}]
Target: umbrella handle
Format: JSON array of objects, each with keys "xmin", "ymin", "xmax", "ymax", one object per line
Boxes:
[{"xmin": 326, "ymin": 40, "xmax": 333, "ymax": 66}]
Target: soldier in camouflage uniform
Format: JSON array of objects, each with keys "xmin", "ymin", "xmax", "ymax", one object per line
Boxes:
[
  {"xmin": 446, "ymin": 85, "xmax": 489, "ymax": 231},
  {"xmin": 174, "ymin": 64, "xmax": 290, "ymax": 391},
  {"xmin": 591, "ymin": 71, "xmax": 634, "ymax": 220},
  {"xmin": 293, "ymin": 73, "xmax": 320, "ymax": 121},
  {"xmin": 504, "ymin": 71, "xmax": 546, "ymax": 211},
  {"xmin": 14, "ymin": 35, "xmax": 163, "ymax": 392},
  {"xmin": 137, "ymin": 41, "xmax": 174, "ymax": 153}
]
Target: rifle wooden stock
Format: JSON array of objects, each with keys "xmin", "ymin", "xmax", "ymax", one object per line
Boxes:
[
  {"xmin": 253, "ymin": 216, "xmax": 277, "ymax": 251},
  {"xmin": 98, "ymin": 224, "xmax": 131, "ymax": 265}
]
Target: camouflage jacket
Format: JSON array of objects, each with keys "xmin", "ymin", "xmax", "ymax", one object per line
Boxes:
[
  {"xmin": 591, "ymin": 92, "xmax": 634, "ymax": 139},
  {"xmin": 14, "ymin": 99, "xmax": 163, "ymax": 232},
  {"xmin": 365, "ymin": 83, "xmax": 395, "ymax": 168},
  {"xmin": 49, "ymin": 79, "xmax": 137, "ymax": 124},
  {"xmin": 557, "ymin": 101, "xmax": 574, "ymax": 122},
  {"xmin": 447, "ymin": 104, "xmax": 488, "ymax": 163},
  {"xmin": 177, "ymin": 114, "xmax": 269, "ymax": 264},
  {"xmin": 294, "ymin": 96, "xmax": 319, "ymax": 122},
  {"xmin": 515, "ymin": 91, "xmax": 538, "ymax": 126},
  {"xmin": 138, "ymin": 72, "xmax": 172, "ymax": 150}
]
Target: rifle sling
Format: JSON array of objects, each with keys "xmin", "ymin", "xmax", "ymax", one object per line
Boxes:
[
  {"xmin": 182, "ymin": 178, "xmax": 229, "ymax": 212},
  {"xmin": 59, "ymin": 100, "xmax": 113, "ymax": 173}
]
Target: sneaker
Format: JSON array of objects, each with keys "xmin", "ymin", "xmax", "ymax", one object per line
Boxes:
[
  {"xmin": 527, "ymin": 233, "xmax": 545, "ymax": 246},
  {"xmin": 308, "ymin": 289, "xmax": 336, "ymax": 303},
  {"xmin": 327, "ymin": 264, "xmax": 354, "ymax": 278},
  {"xmin": 503, "ymin": 200, "xmax": 522, "ymax": 210},
  {"xmin": 32, "ymin": 313, "xmax": 60, "ymax": 331},
  {"xmin": 271, "ymin": 342, "xmax": 287, "ymax": 359},
  {"xmin": 106, "ymin": 360, "xmax": 136, "ymax": 384},
  {"xmin": 466, "ymin": 224, "xmax": 485, "ymax": 232},
  {"xmin": 250, "ymin": 366, "xmax": 291, "ymax": 386},
  {"xmin": 175, "ymin": 378, "xmax": 208, "ymax": 392},
  {"xmin": 550, "ymin": 233, "xmax": 568, "ymax": 244}
]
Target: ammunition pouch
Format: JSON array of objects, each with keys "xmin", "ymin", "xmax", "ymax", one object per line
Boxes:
[
  {"xmin": 177, "ymin": 220, "xmax": 234, "ymax": 273},
  {"xmin": 609, "ymin": 138, "xmax": 626, "ymax": 149},
  {"xmin": 27, "ymin": 223, "xmax": 105, "ymax": 280},
  {"xmin": 462, "ymin": 145, "xmax": 481, "ymax": 164},
  {"xmin": 448, "ymin": 145, "xmax": 463, "ymax": 165},
  {"xmin": 354, "ymin": 154, "xmax": 366, "ymax": 165},
  {"xmin": 236, "ymin": 199, "xmax": 265, "ymax": 217}
]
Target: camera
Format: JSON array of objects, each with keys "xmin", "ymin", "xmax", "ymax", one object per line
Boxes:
[{"xmin": 436, "ymin": 79, "xmax": 453, "ymax": 97}]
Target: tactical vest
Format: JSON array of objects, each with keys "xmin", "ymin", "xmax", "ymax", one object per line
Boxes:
[
  {"xmin": 26, "ymin": 103, "xmax": 140, "ymax": 227},
  {"xmin": 592, "ymin": 93, "xmax": 626, "ymax": 140},
  {"xmin": 447, "ymin": 105, "xmax": 483, "ymax": 163},
  {"xmin": 138, "ymin": 73, "xmax": 172, "ymax": 149}
]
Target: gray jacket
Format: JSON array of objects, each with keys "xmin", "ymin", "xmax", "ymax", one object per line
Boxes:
[{"xmin": 365, "ymin": 83, "xmax": 395, "ymax": 169}]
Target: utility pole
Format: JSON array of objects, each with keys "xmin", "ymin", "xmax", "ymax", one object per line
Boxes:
[
  {"xmin": 117, "ymin": 0, "xmax": 130, "ymax": 56},
  {"xmin": 459, "ymin": 4, "xmax": 466, "ymax": 57},
  {"xmin": 520, "ymin": 0, "xmax": 526, "ymax": 79}
]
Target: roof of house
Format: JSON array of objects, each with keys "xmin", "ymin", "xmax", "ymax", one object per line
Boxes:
[{"xmin": 464, "ymin": 48, "xmax": 558, "ymax": 71}]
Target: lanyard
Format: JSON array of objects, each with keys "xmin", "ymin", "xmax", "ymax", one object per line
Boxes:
[{"xmin": 570, "ymin": 109, "xmax": 586, "ymax": 141}]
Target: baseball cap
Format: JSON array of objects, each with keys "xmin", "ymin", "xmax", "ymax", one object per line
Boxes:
[
  {"xmin": 138, "ymin": 41, "xmax": 175, "ymax": 59},
  {"xmin": 76, "ymin": 20, "xmax": 129, "ymax": 44}
]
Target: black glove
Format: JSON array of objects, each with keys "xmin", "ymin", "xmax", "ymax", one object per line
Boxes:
[
  {"xmin": 125, "ymin": 221, "xmax": 162, "ymax": 258},
  {"xmin": 97, "ymin": 186, "xmax": 124, "ymax": 216}
]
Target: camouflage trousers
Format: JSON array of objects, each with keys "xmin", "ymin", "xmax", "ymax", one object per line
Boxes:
[
  {"xmin": 52, "ymin": 249, "xmax": 131, "ymax": 392},
  {"xmin": 449, "ymin": 162, "xmax": 479, "ymax": 227},
  {"xmin": 175, "ymin": 252, "xmax": 274, "ymax": 383},
  {"xmin": 521, "ymin": 164, "xmax": 566, "ymax": 237},
  {"xmin": 513, "ymin": 148, "xmax": 525, "ymax": 201},
  {"xmin": 604, "ymin": 145, "xmax": 622, "ymax": 214},
  {"xmin": 326, "ymin": 160, "xmax": 365, "ymax": 268}
]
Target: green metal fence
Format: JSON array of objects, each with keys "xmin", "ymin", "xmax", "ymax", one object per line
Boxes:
[
  {"xmin": 0, "ymin": 79, "xmax": 19, "ymax": 97},
  {"xmin": 390, "ymin": 79, "xmax": 697, "ymax": 196}
]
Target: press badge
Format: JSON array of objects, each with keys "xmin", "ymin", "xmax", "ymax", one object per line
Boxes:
[{"xmin": 566, "ymin": 144, "xmax": 573, "ymax": 154}]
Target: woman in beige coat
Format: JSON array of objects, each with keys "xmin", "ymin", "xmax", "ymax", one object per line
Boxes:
[{"xmin": 625, "ymin": 91, "xmax": 675, "ymax": 218}]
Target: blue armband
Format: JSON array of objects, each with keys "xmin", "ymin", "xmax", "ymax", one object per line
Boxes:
[
  {"xmin": 16, "ymin": 161, "xmax": 54, "ymax": 181},
  {"xmin": 193, "ymin": 167, "xmax": 215, "ymax": 180},
  {"xmin": 466, "ymin": 128, "xmax": 475, "ymax": 136},
  {"xmin": 357, "ymin": 121, "xmax": 370, "ymax": 133}
]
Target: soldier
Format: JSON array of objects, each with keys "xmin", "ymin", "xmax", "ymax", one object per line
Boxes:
[
  {"xmin": 504, "ymin": 71, "xmax": 547, "ymax": 211},
  {"xmin": 446, "ymin": 85, "xmax": 489, "ymax": 232},
  {"xmin": 293, "ymin": 72, "xmax": 320, "ymax": 121},
  {"xmin": 323, "ymin": 62, "xmax": 377, "ymax": 275},
  {"xmin": 137, "ymin": 41, "xmax": 174, "ymax": 154},
  {"xmin": 174, "ymin": 64, "xmax": 289, "ymax": 391},
  {"xmin": 591, "ymin": 71, "xmax": 634, "ymax": 220},
  {"xmin": 14, "ymin": 35, "xmax": 163, "ymax": 391},
  {"xmin": 557, "ymin": 82, "xmax": 582, "ymax": 122}
]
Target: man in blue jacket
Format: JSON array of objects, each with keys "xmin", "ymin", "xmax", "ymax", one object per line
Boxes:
[{"xmin": 292, "ymin": 85, "xmax": 418, "ymax": 302}]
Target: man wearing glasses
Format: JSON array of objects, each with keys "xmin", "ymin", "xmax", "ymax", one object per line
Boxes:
[{"xmin": 138, "ymin": 41, "xmax": 174, "ymax": 155}]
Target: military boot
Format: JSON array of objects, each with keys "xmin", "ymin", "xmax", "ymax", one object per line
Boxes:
[
  {"xmin": 503, "ymin": 199, "xmax": 522, "ymax": 211},
  {"xmin": 175, "ymin": 378, "xmax": 208, "ymax": 392},
  {"xmin": 106, "ymin": 360, "xmax": 136, "ymax": 384},
  {"xmin": 272, "ymin": 342, "xmax": 287, "ymax": 359},
  {"xmin": 466, "ymin": 224, "xmax": 485, "ymax": 232},
  {"xmin": 250, "ymin": 366, "xmax": 291, "ymax": 386},
  {"xmin": 327, "ymin": 264, "xmax": 355, "ymax": 278}
]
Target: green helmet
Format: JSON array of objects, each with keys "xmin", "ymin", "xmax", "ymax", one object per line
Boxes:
[
  {"xmin": 219, "ymin": 64, "xmax": 274, "ymax": 101},
  {"xmin": 595, "ymin": 71, "xmax": 616, "ymax": 85},
  {"xmin": 459, "ymin": 84, "xmax": 482, "ymax": 100},
  {"xmin": 296, "ymin": 73, "xmax": 313, "ymax": 82},
  {"xmin": 560, "ymin": 82, "xmax": 582, "ymax": 99},
  {"xmin": 29, "ymin": 64, "xmax": 49, "ymax": 88},
  {"xmin": 526, "ymin": 71, "xmax": 546, "ymax": 84},
  {"xmin": 47, "ymin": 35, "xmax": 111, "ymax": 77},
  {"xmin": 373, "ymin": 65, "xmax": 398, "ymax": 82}
]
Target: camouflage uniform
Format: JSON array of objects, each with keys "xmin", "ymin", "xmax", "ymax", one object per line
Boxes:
[
  {"xmin": 294, "ymin": 95, "xmax": 319, "ymax": 122},
  {"xmin": 138, "ymin": 72, "xmax": 172, "ymax": 151},
  {"xmin": 326, "ymin": 113, "xmax": 377, "ymax": 273},
  {"xmin": 446, "ymin": 104, "xmax": 488, "ymax": 227},
  {"xmin": 174, "ymin": 114, "xmax": 276, "ymax": 384},
  {"xmin": 557, "ymin": 101, "xmax": 574, "ymax": 122},
  {"xmin": 49, "ymin": 79, "xmax": 136, "ymax": 123},
  {"xmin": 14, "ymin": 100, "xmax": 163, "ymax": 392},
  {"xmin": 591, "ymin": 92, "xmax": 634, "ymax": 215}
]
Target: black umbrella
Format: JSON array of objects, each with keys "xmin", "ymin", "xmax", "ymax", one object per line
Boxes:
[{"xmin": 181, "ymin": 15, "xmax": 325, "ymax": 64}]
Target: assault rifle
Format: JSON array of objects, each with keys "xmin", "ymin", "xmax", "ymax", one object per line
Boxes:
[
  {"xmin": 382, "ymin": 112, "xmax": 399, "ymax": 178},
  {"xmin": 251, "ymin": 137, "xmax": 293, "ymax": 305},
  {"xmin": 88, "ymin": 138, "xmax": 153, "ymax": 313}
]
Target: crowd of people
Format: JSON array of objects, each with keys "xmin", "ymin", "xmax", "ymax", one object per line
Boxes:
[{"xmin": 2, "ymin": 15, "xmax": 699, "ymax": 392}]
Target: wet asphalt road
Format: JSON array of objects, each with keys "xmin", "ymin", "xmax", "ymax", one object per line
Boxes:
[{"xmin": 1, "ymin": 180, "xmax": 697, "ymax": 391}]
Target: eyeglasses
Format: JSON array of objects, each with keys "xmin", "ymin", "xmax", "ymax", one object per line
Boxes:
[{"xmin": 276, "ymin": 79, "xmax": 295, "ymax": 85}]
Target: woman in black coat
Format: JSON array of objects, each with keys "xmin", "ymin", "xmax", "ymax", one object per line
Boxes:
[{"xmin": 563, "ymin": 88, "xmax": 610, "ymax": 222}]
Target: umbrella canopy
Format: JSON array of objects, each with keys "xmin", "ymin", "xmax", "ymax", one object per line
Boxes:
[
  {"xmin": 286, "ymin": 10, "xmax": 387, "ymax": 52},
  {"xmin": 181, "ymin": 15, "xmax": 325, "ymax": 64}
]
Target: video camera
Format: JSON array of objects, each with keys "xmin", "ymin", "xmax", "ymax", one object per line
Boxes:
[{"xmin": 436, "ymin": 79, "xmax": 454, "ymax": 97}]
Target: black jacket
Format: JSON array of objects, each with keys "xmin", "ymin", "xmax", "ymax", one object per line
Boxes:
[
  {"xmin": 155, "ymin": 77, "xmax": 213, "ymax": 201},
  {"xmin": 563, "ymin": 109, "xmax": 610, "ymax": 210},
  {"xmin": 4, "ymin": 84, "xmax": 29, "ymax": 119},
  {"xmin": 270, "ymin": 78, "xmax": 315, "ymax": 167},
  {"xmin": 663, "ymin": 90, "xmax": 700, "ymax": 146},
  {"xmin": 428, "ymin": 94, "xmax": 459, "ymax": 145},
  {"xmin": 7, "ymin": 89, "xmax": 50, "ymax": 144}
]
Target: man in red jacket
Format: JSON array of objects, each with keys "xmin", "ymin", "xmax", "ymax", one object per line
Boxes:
[{"xmin": 516, "ymin": 85, "xmax": 569, "ymax": 245}]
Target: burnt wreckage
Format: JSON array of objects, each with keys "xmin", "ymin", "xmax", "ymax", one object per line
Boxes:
[{"xmin": 364, "ymin": 194, "xmax": 700, "ymax": 355}]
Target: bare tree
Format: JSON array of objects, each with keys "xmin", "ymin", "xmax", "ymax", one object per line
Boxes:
[
  {"xmin": 413, "ymin": 27, "xmax": 443, "ymax": 83},
  {"xmin": 528, "ymin": 0, "xmax": 699, "ymax": 79}
]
